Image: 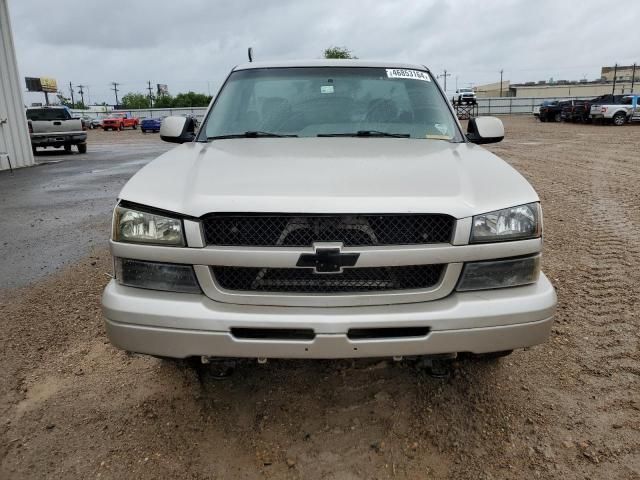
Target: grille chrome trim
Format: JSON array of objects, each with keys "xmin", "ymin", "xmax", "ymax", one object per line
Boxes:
[
  {"xmin": 110, "ymin": 238, "xmax": 543, "ymax": 268},
  {"xmin": 194, "ymin": 263, "xmax": 463, "ymax": 307}
]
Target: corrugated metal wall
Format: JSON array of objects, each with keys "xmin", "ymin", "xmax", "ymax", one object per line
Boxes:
[{"xmin": 0, "ymin": 0, "xmax": 33, "ymax": 171}]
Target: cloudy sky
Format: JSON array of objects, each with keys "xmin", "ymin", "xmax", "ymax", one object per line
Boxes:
[{"xmin": 8, "ymin": 0, "xmax": 640, "ymax": 105}]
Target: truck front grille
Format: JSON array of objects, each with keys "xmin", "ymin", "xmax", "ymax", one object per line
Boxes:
[
  {"xmin": 202, "ymin": 214, "xmax": 454, "ymax": 247},
  {"xmin": 212, "ymin": 265, "xmax": 444, "ymax": 294}
]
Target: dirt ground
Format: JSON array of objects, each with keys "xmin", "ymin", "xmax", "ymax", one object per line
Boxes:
[{"xmin": 1, "ymin": 116, "xmax": 639, "ymax": 479}]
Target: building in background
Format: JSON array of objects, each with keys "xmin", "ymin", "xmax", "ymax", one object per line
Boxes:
[
  {"xmin": 0, "ymin": 0, "xmax": 33, "ymax": 171},
  {"xmin": 474, "ymin": 80, "xmax": 511, "ymax": 97},
  {"xmin": 474, "ymin": 64, "xmax": 638, "ymax": 99},
  {"xmin": 600, "ymin": 65, "xmax": 639, "ymax": 82}
]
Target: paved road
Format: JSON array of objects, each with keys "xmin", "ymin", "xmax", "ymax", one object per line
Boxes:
[{"xmin": 0, "ymin": 137, "xmax": 171, "ymax": 289}]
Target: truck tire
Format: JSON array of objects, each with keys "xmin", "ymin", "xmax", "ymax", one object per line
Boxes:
[
  {"xmin": 132, "ymin": 124, "xmax": 137, "ymax": 130},
  {"xmin": 118, "ymin": 124, "xmax": 124, "ymax": 131},
  {"xmin": 77, "ymin": 143, "xmax": 87, "ymax": 154},
  {"xmin": 554, "ymin": 112, "xmax": 561, "ymax": 122},
  {"xmin": 141, "ymin": 128, "xmax": 147, "ymax": 133},
  {"xmin": 612, "ymin": 112, "xmax": 626, "ymax": 126},
  {"xmin": 540, "ymin": 116, "xmax": 546, "ymax": 122}
]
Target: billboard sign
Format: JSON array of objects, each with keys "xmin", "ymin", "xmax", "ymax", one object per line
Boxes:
[
  {"xmin": 157, "ymin": 84, "xmax": 168, "ymax": 95},
  {"xmin": 25, "ymin": 76, "xmax": 58, "ymax": 93},
  {"xmin": 40, "ymin": 77, "xmax": 58, "ymax": 93}
]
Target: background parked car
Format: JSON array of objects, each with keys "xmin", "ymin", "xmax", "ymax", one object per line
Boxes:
[
  {"xmin": 539, "ymin": 100, "xmax": 571, "ymax": 122},
  {"xmin": 590, "ymin": 94, "xmax": 640, "ymax": 126},
  {"xmin": 140, "ymin": 116, "xmax": 165, "ymax": 133},
  {"xmin": 453, "ymin": 87, "xmax": 477, "ymax": 105},
  {"xmin": 102, "ymin": 112, "xmax": 140, "ymax": 131},
  {"xmin": 90, "ymin": 117, "xmax": 103, "ymax": 129}
]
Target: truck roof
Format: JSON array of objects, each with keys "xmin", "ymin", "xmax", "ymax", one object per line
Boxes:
[{"xmin": 233, "ymin": 59, "xmax": 430, "ymax": 72}]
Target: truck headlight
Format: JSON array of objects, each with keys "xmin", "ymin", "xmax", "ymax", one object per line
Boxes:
[
  {"xmin": 456, "ymin": 255, "xmax": 540, "ymax": 291},
  {"xmin": 470, "ymin": 203, "xmax": 541, "ymax": 243},
  {"xmin": 113, "ymin": 205, "xmax": 184, "ymax": 246}
]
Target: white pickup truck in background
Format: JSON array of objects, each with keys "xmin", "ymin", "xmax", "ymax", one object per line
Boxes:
[
  {"xmin": 26, "ymin": 106, "xmax": 88, "ymax": 154},
  {"xmin": 590, "ymin": 94, "xmax": 640, "ymax": 126}
]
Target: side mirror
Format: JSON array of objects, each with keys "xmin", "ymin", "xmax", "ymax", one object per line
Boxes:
[
  {"xmin": 160, "ymin": 116, "xmax": 196, "ymax": 144},
  {"xmin": 466, "ymin": 116, "xmax": 504, "ymax": 144}
]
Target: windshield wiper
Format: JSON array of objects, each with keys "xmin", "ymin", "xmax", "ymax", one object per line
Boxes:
[
  {"xmin": 207, "ymin": 131, "xmax": 297, "ymax": 140},
  {"xmin": 317, "ymin": 130, "xmax": 410, "ymax": 138}
]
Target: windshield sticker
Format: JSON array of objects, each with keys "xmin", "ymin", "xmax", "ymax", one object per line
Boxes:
[
  {"xmin": 434, "ymin": 123, "xmax": 449, "ymax": 135},
  {"xmin": 386, "ymin": 69, "xmax": 431, "ymax": 82},
  {"xmin": 320, "ymin": 85, "xmax": 334, "ymax": 94}
]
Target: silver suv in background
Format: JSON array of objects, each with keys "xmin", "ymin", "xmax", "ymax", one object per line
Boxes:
[
  {"xmin": 102, "ymin": 60, "xmax": 556, "ymax": 364},
  {"xmin": 26, "ymin": 106, "xmax": 87, "ymax": 154}
]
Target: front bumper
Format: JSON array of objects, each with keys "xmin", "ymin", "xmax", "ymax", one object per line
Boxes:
[{"xmin": 102, "ymin": 273, "xmax": 557, "ymax": 359}]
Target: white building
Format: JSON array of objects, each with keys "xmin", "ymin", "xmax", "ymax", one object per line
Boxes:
[{"xmin": 0, "ymin": 0, "xmax": 33, "ymax": 171}]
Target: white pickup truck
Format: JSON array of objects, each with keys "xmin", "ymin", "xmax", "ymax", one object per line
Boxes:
[
  {"xmin": 102, "ymin": 60, "xmax": 556, "ymax": 366},
  {"xmin": 590, "ymin": 94, "xmax": 640, "ymax": 126},
  {"xmin": 26, "ymin": 106, "xmax": 88, "ymax": 154}
]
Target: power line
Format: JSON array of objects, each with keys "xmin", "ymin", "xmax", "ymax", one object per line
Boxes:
[
  {"xmin": 500, "ymin": 69, "xmax": 504, "ymax": 97},
  {"xmin": 77, "ymin": 85, "xmax": 86, "ymax": 106},
  {"xmin": 111, "ymin": 82, "xmax": 120, "ymax": 106},
  {"xmin": 147, "ymin": 81, "xmax": 154, "ymax": 108},
  {"xmin": 439, "ymin": 69, "xmax": 451, "ymax": 92},
  {"xmin": 69, "ymin": 82, "xmax": 75, "ymax": 106}
]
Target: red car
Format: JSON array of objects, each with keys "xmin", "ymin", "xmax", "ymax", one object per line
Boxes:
[{"xmin": 102, "ymin": 112, "xmax": 139, "ymax": 131}]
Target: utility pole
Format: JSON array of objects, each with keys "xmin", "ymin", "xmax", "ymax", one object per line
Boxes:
[
  {"xmin": 611, "ymin": 63, "xmax": 618, "ymax": 95},
  {"xmin": 440, "ymin": 69, "xmax": 451, "ymax": 92},
  {"xmin": 632, "ymin": 63, "xmax": 637, "ymax": 93},
  {"xmin": 111, "ymin": 82, "xmax": 120, "ymax": 107},
  {"xmin": 499, "ymin": 69, "xmax": 504, "ymax": 97},
  {"xmin": 77, "ymin": 85, "xmax": 85, "ymax": 107},
  {"xmin": 147, "ymin": 81, "xmax": 154, "ymax": 108},
  {"xmin": 69, "ymin": 81, "xmax": 75, "ymax": 107}
]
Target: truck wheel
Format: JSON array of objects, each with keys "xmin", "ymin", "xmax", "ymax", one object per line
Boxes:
[
  {"xmin": 118, "ymin": 124, "xmax": 124, "ymax": 131},
  {"xmin": 141, "ymin": 128, "xmax": 146, "ymax": 133},
  {"xmin": 64, "ymin": 144, "xmax": 72, "ymax": 153},
  {"xmin": 554, "ymin": 113, "xmax": 561, "ymax": 122},
  {"xmin": 540, "ymin": 116, "xmax": 546, "ymax": 122},
  {"xmin": 132, "ymin": 124, "xmax": 137, "ymax": 130},
  {"xmin": 612, "ymin": 112, "xmax": 626, "ymax": 126},
  {"xmin": 77, "ymin": 143, "xmax": 87, "ymax": 154}
]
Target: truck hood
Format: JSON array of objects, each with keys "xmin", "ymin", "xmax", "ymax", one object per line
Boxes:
[{"xmin": 119, "ymin": 138, "xmax": 538, "ymax": 219}]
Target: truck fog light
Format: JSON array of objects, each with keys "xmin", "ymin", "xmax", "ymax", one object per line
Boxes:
[
  {"xmin": 456, "ymin": 255, "xmax": 540, "ymax": 292},
  {"xmin": 114, "ymin": 258, "xmax": 201, "ymax": 293}
]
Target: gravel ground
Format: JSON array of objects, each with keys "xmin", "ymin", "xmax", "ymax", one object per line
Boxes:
[{"xmin": 1, "ymin": 116, "xmax": 639, "ymax": 479}]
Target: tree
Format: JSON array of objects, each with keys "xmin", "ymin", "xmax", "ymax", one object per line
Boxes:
[
  {"xmin": 121, "ymin": 92, "xmax": 151, "ymax": 109},
  {"xmin": 172, "ymin": 91, "xmax": 212, "ymax": 107},
  {"xmin": 153, "ymin": 94, "xmax": 174, "ymax": 108},
  {"xmin": 56, "ymin": 93, "xmax": 73, "ymax": 107},
  {"xmin": 323, "ymin": 46, "xmax": 357, "ymax": 59}
]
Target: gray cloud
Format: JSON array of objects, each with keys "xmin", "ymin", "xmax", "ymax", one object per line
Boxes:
[{"xmin": 8, "ymin": 0, "xmax": 640, "ymax": 105}]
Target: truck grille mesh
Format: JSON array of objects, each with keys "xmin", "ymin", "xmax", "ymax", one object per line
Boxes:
[
  {"xmin": 202, "ymin": 214, "xmax": 454, "ymax": 247},
  {"xmin": 212, "ymin": 265, "xmax": 444, "ymax": 294}
]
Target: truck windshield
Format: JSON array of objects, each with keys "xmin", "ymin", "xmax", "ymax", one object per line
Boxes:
[
  {"xmin": 26, "ymin": 108, "xmax": 71, "ymax": 121},
  {"xmin": 201, "ymin": 67, "xmax": 462, "ymax": 141}
]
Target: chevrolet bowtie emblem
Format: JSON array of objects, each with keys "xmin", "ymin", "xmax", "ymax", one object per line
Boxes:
[{"xmin": 296, "ymin": 246, "xmax": 359, "ymax": 274}]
